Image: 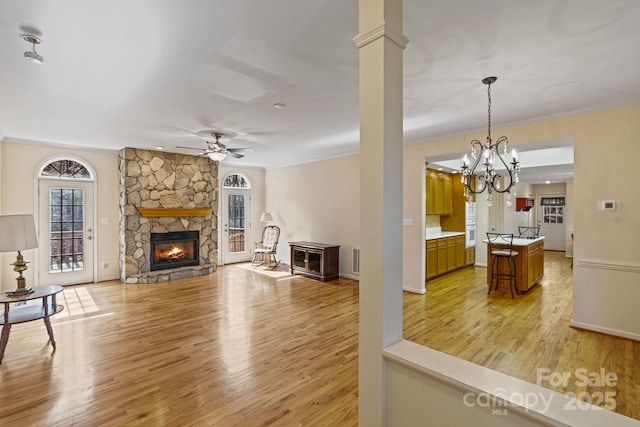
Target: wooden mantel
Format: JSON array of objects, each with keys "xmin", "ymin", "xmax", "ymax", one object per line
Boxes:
[{"xmin": 136, "ymin": 208, "xmax": 212, "ymax": 217}]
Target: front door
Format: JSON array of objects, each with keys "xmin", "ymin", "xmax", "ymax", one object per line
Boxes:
[
  {"xmin": 222, "ymin": 189, "xmax": 251, "ymax": 264},
  {"xmin": 537, "ymin": 194, "xmax": 566, "ymax": 251},
  {"xmin": 38, "ymin": 180, "xmax": 95, "ymax": 285}
]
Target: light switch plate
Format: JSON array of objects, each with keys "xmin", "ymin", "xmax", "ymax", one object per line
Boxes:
[{"xmin": 402, "ymin": 218, "xmax": 413, "ymax": 226}]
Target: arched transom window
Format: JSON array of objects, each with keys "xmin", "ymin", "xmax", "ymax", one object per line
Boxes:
[
  {"xmin": 40, "ymin": 159, "xmax": 92, "ymax": 180},
  {"xmin": 223, "ymin": 173, "xmax": 250, "ymax": 189}
]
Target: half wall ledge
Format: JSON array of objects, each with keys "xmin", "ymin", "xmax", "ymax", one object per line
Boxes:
[{"xmin": 137, "ymin": 208, "xmax": 212, "ymax": 217}]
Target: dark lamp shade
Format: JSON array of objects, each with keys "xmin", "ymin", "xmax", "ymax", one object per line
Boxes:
[{"xmin": 0, "ymin": 214, "xmax": 39, "ymax": 252}]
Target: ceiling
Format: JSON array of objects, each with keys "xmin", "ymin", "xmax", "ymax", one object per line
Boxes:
[{"xmin": 1, "ymin": 1, "xmax": 639, "ymax": 174}]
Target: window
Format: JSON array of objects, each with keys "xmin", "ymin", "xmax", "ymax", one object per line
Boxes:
[
  {"xmin": 40, "ymin": 159, "xmax": 91, "ymax": 179},
  {"xmin": 541, "ymin": 197, "xmax": 565, "ymax": 224},
  {"xmin": 223, "ymin": 174, "xmax": 249, "ymax": 189}
]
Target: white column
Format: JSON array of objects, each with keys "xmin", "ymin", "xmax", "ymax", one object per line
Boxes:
[{"xmin": 354, "ymin": 0, "xmax": 408, "ymax": 425}]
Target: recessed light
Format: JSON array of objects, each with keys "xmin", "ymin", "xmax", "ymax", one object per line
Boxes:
[
  {"xmin": 273, "ymin": 103, "xmax": 286, "ymax": 109},
  {"xmin": 545, "ymin": 181, "xmax": 551, "ymax": 184},
  {"xmin": 155, "ymin": 146, "xmax": 164, "ymax": 150},
  {"xmin": 437, "ymin": 168, "xmax": 443, "ymax": 171}
]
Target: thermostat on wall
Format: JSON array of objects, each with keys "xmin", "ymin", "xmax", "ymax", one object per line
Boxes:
[{"xmin": 598, "ymin": 200, "xmax": 620, "ymax": 211}]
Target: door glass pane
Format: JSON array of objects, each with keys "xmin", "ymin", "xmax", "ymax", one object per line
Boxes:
[
  {"xmin": 541, "ymin": 198, "xmax": 565, "ymax": 225},
  {"xmin": 49, "ymin": 188, "xmax": 85, "ymax": 273},
  {"xmin": 228, "ymin": 194, "xmax": 246, "ymax": 253}
]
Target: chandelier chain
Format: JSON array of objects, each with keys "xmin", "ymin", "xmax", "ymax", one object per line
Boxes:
[{"xmin": 487, "ymin": 82, "xmax": 492, "ymax": 141}]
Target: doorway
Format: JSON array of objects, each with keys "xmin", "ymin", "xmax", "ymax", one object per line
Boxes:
[
  {"xmin": 536, "ymin": 194, "xmax": 566, "ymax": 251},
  {"xmin": 221, "ymin": 173, "xmax": 252, "ymax": 264},
  {"xmin": 37, "ymin": 159, "xmax": 95, "ymax": 285}
]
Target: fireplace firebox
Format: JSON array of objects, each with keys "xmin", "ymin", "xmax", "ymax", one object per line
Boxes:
[{"xmin": 150, "ymin": 231, "xmax": 199, "ymax": 271}]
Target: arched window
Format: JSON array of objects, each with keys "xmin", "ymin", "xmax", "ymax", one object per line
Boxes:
[
  {"xmin": 39, "ymin": 159, "xmax": 93, "ymax": 180},
  {"xmin": 223, "ymin": 173, "xmax": 250, "ymax": 189}
]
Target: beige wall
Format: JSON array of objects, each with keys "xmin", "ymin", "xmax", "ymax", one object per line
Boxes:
[
  {"xmin": 565, "ymin": 179, "xmax": 574, "ymax": 258},
  {"xmin": 266, "ymin": 104, "xmax": 640, "ymax": 338},
  {"xmin": 3, "ymin": 104, "xmax": 636, "ymax": 337},
  {"xmin": 403, "ymin": 104, "xmax": 640, "ymax": 338},
  {"xmin": 0, "ymin": 140, "xmax": 120, "ymax": 289},
  {"xmin": 265, "ymin": 155, "xmax": 360, "ymax": 277}
]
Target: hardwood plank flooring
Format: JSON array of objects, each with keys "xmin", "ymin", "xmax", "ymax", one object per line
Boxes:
[
  {"xmin": 0, "ymin": 252, "xmax": 637, "ymax": 425},
  {"xmin": 405, "ymin": 251, "xmax": 639, "ymax": 421}
]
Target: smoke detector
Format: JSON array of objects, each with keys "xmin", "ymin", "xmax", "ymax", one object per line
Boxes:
[{"xmin": 22, "ymin": 35, "xmax": 44, "ymax": 64}]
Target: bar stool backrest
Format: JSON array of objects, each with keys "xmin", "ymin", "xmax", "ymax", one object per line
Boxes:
[
  {"xmin": 487, "ymin": 233, "xmax": 516, "ymax": 257},
  {"xmin": 518, "ymin": 226, "xmax": 540, "ymax": 238}
]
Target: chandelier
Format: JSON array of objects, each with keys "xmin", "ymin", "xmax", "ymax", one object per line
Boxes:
[{"xmin": 460, "ymin": 77, "xmax": 520, "ymax": 206}]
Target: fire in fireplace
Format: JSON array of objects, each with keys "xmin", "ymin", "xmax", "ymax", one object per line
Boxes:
[{"xmin": 150, "ymin": 231, "xmax": 199, "ymax": 271}]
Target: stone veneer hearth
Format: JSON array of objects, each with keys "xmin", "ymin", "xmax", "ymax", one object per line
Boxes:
[{"xmin": 119, "ymin": 148, "xmax": 218, "ymax": 283}]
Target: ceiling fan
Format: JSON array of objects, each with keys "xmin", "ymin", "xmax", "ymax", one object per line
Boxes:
[{"xmin": 177, "ymin": 132, "xmax": 253, "ymax": 161}]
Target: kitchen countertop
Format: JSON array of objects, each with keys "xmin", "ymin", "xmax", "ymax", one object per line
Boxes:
[
  {"xmin": 426, "ymin": 231, "xmax": 465, "ymax": 241},
  {"xmin": 482, "ymin": 236, "xmax": 545, "ymax": 246}
]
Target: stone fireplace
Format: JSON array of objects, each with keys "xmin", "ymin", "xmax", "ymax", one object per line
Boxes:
[{"xmin": 119, "ymin": 148, "xmax": 218, "ymax": 283}]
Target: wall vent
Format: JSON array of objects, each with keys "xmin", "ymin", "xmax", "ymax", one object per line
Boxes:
[{"xmin": 352, "ymin": 247, "xmax": 360, "ymax": 274}]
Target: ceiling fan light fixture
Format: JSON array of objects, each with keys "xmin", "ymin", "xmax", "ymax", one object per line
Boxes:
[
  {"xmin": 24, "ymin": 50, "xmax": 44, "ymax": 64},
  {"xmin": 207, "ymin": 152, "xmax": 227, "ymax": 161},
  {"xmin": 21, "ymin": 34, "xmax": 44, "ymax": 64}
]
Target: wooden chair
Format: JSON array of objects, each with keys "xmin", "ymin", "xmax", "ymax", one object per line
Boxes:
[
  {"xmin": 487, "ymin": 233, "xmax": 519, "ymax": 298},
  {"xmin": 252, "ymin": 225, "xmax": 280, "ymax": 269}
]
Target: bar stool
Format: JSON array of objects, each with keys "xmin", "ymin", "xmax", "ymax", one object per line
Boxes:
[
  {"xmin": 487, "ymin": 233, "xmax": 519, "ymax": 298},
  {"xmin": 518, "ymin": 226, "xmax": 540, "ymax": 239}
]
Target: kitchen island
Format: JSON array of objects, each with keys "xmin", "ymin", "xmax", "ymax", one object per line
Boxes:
[{"xmin": 484, "ymin": 236, "xmax": 545, "ymax": 293}]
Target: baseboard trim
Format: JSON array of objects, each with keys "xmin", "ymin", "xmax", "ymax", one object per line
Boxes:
[
  {"xmin": 575, "ymin": 258, "xmax": 640, "ymax": 273},
  {"xmin": 570, "ymin": 320, "xmax": 640, "ymax": 342},
  {"xmin": 339, "ymin": 273, "xmax": 360, "ymax": 281},
  {"xmin": 403, "ymin": 286, "xmax": 426, "ymax": 294}
]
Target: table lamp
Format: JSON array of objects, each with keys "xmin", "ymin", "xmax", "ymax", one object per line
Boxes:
[
  {"xmin": 0, "ymin": 214, "xmax": 39, "ymax": 295},
  {"xmin": 259, "ymin": 212, "xmax": 273, "ymax": 224}
]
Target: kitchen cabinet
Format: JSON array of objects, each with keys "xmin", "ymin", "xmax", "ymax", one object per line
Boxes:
[
  {"xmin": 447, "ymin": 237, "xmax": 457, "ymax": 271},
  {"xmin": 426, "ymin": 174, "xmax": 435, "ymax": 215},
  {"xmin": 437, "ymin": 238, "xmax": 449, "ymax": 275},
  {"xmin": 516, "ymin": 197, "xmax": 534, "ymax": 211},
  {"xmin": 465, "ymin": 247, "xmax": 475, "ymax": 266},
  {"xmin": 426, "ymin": 234, "xmax": 469, "ymax": 281},
  {"xmin": 455, "ymin": 236, "xmax": 465, "ymax": 269},
  {"xmin": 426, "ymin": 171, "xmax": 453, "ymax": 216},
  {"xmin": 443, "ymin": 175, "xmax": 453, "ymax": 215},
  {"xmin": 426, "ymin": 241, "xmax": 438, "ymax": 280}
]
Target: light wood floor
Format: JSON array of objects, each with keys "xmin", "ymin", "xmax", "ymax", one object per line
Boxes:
[{"xmin": 0, "ymin": 252, "xmax": 637, "ymax": 425}]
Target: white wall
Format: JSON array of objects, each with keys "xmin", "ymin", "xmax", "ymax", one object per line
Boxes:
[
  {"xmin": 0, "ymin": 140, "xmax": 120, "ymax": 289},
  {"xmin": 503, "ymin": 181, "xmax": 535, "ymax": 236},
  {"xmin": 265, "ymin": 155, "xmax": 360, "ymax": 278}
]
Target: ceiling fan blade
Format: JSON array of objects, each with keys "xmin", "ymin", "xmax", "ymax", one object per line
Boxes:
[
  {"xmin": 176, "ymin": 146, "xmax": 205, "ymax": 151},
  {"xmin": 228, "ymin": 152, "xmax": 245, "ymax": 159},
  {"xmin": 227, "ymin": 147, "xmax": 254, "ymax": 153}
]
